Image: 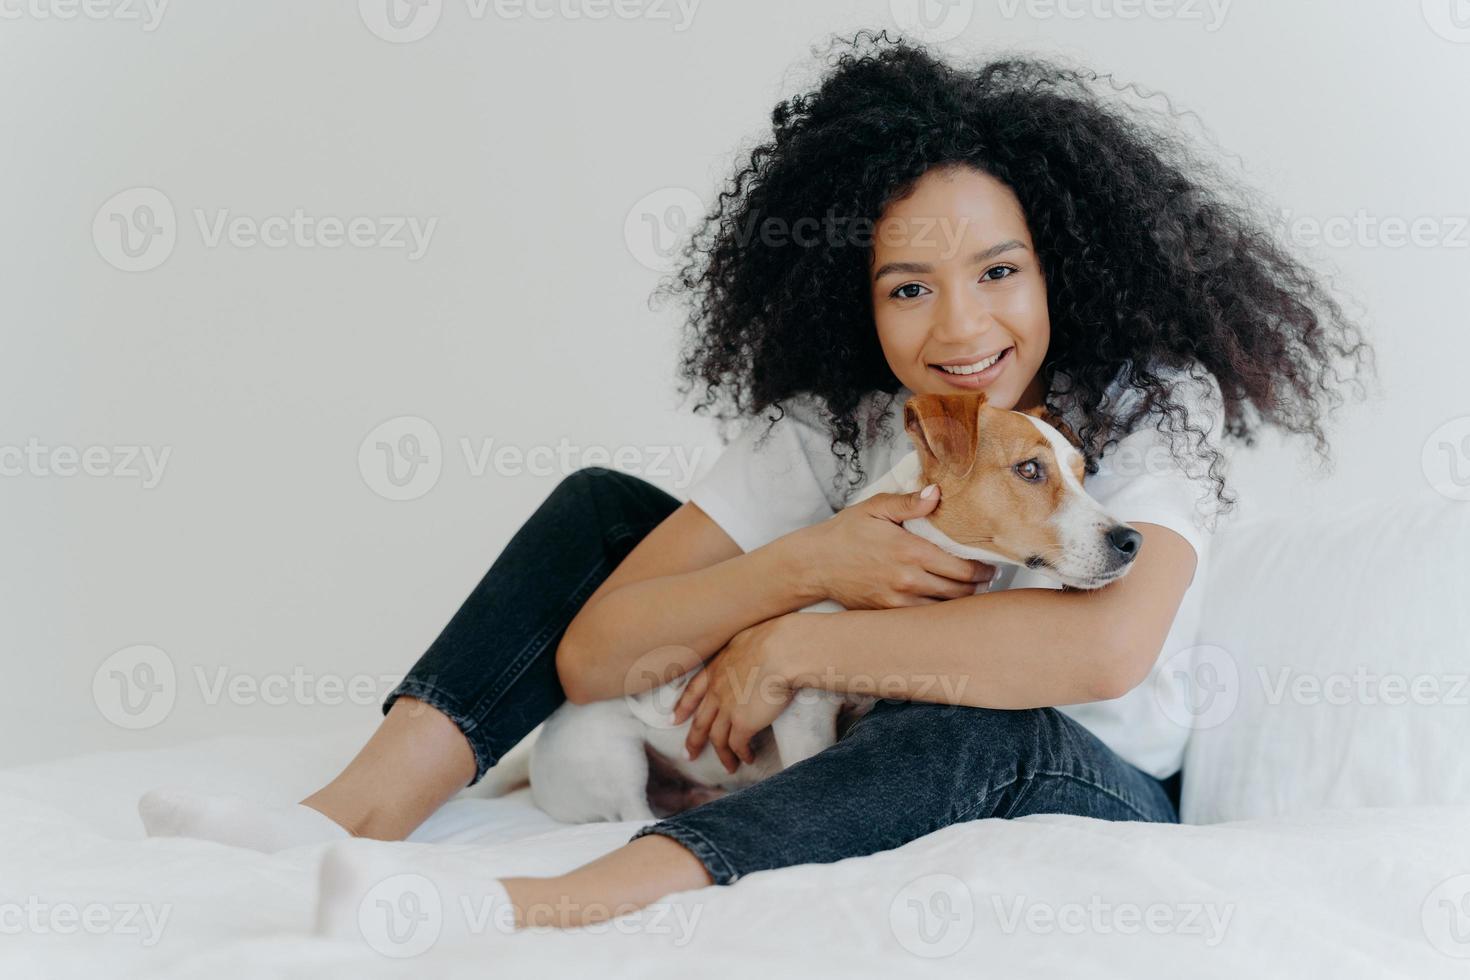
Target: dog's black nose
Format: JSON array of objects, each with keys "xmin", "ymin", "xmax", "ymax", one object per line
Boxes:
[{"xmin": 1106, "ymin": 525, "xmax": 1142, "ymax": 560}]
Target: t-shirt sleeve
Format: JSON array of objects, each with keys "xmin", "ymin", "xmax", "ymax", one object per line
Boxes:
[
  {"xmin": 1082, "ymin": 366, "xmax": 1228, "ymax": 568},
  {"xmin": 687, "ymin": 396, "xmax": 846, "ymax": 554}
]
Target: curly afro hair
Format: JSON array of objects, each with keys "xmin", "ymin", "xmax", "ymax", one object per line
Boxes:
[{"xmin": 658, "ymin": 31, "xmax": 1376, "ymax": 517}]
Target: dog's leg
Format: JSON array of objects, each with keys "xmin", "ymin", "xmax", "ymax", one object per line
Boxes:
[
  {"xmin": 769, "ymin": 689, "xmax": 844, "ymax": 769},
  {"xmin": 608, "ymin": 763, "xmax": 658, "ymax": 823},
  {"xmin": 531, "ymin": 701, "xmax": 657, "ymax": 823}
]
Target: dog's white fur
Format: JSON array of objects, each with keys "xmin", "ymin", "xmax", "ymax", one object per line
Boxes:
[{"xmin": 487, "ymin": 412, "xmax": 1132, "ymax": 823}]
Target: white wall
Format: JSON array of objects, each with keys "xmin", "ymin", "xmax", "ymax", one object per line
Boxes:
[{"xmin": 3, "ymin": 0, "xmax": 1466, "ymax": 766}]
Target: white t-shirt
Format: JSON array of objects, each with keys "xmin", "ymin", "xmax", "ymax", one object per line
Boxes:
[{"xmin": 686, "ymin": 360, "xmax": 1228, "ymax": 779}]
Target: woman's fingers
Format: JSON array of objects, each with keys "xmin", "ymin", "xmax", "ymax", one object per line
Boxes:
[
  {"xmin": 866, "ymin": 487, "xmax": 941, "ymax": 524},
  {"xmin": 709, "ymin": 714, "xmax": 738, "ymax": 774},
  {"xmin": 684, "ymin": 689, "xmax": 742, "ymax": 773},
  {"xmin": 920, "ymin": 547, "xmax": 996, "ymax": 586},
  {"xmin": 729, "ymin": 724, "xmax": 755, "ymax": 765},
  {"xmin": 672, "ymin": 668, "xmax": 709, "ymax": 724},
  {"xmin": 913, "ymin": 571, "xmax": 990, "ymax": 600},
  {"xmin": 685, "ymin": 697, "xmax": 717, "ymax": 760}
]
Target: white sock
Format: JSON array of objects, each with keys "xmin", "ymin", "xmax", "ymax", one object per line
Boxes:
[
  {"xmin": 314, "ymin": 840, "xmax": 517, "ymax": 954},
  {"xmin": 138, "ymin": 787, "xmax": 351, "ymax": 853}
]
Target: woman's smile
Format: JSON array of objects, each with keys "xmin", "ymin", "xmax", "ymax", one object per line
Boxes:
[
  {"xmin": 927, "ymin": 345, "xmax": 1014, "ymax": 389},
  {"xmin": 868, "ymin": 165, "xmax": 1051, "ymax": 411}
]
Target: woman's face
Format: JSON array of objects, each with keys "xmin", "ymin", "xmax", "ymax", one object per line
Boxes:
[{"xmin": 869, "ymin": 165, "xmax": 1051, "ymax": 412}]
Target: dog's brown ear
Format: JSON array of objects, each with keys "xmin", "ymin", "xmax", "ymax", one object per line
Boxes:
[
  {"xmin": 1021, "ymin": 403, "xmax": 1080, "ymax": 450},
  {"xmin": 903, "ymin": 392, "xmax": 985, "ymax": 479}
]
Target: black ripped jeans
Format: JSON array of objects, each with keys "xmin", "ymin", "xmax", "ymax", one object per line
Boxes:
[{"xmin": 384, "ymin": 467, "xmax": 1180, "ymax": 885}]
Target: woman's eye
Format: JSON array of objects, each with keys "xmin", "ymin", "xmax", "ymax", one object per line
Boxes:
[
  {"xmin": 890, "ymin": 282, "xmax": 928, "ymax": 300},
  {"xmin": 1014, "ymin": 459, "xmax": 1042, "ymax": 482},
  {"xmin": 982, "ymin": 264, "xmax": 1018, "ymax": 282}
]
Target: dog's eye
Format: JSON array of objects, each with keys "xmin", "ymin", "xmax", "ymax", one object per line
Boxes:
[{"xmin": 1013, "ymin": 459, "xmax": 1043, "ymax": 482}]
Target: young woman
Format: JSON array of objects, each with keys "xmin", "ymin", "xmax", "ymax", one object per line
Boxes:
[{"xmin": 141, "ymin": 35, "xmax": 1373, "ymax": 932}]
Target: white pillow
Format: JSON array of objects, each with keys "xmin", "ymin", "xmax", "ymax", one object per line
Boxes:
[{"xmin": 1177, "ymin": 496, "xmax": 1470, "ymax": 823}]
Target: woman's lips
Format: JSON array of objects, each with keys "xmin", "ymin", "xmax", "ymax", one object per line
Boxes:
[{"xmin": 928, "ymin": 346, "xmax": 1013, "ymax": 389}]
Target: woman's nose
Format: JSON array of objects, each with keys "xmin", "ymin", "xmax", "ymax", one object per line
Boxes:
[{"xmin": 931, "ymin": 293, "xmax": 997, "ymax": 342}]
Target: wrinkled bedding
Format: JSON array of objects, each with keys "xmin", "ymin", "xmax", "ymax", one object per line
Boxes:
[{"xmin": 1, "ymin": 724, "xmax": 1465, "ymax": 979}]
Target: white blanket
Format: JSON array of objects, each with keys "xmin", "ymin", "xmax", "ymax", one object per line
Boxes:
[{"xmin": 2, "ymin": 723, "xmax": 1465, "ymax": 978}]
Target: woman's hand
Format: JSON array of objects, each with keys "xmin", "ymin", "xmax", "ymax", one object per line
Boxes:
[
  {"xmin": 793, "ymin": 484, "xmax": 998, "ymax": 609},
  {"xmin": 672, "ymin": 613, "xmax": 805, "ymax": 773}
]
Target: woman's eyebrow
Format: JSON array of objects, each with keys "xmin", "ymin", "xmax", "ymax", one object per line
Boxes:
[{"xmin": 872, "ymin": 239, "xmax": 1029, "ymax": 281}]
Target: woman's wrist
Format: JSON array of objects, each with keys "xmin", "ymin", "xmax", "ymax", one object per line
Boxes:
[
  {"xmin": 760, "ymin": 525, "xmax": 829, "ymax": 606},
  {"xmin": 769, "ymin": 608, "xmax": 837, "ymax": 690}
]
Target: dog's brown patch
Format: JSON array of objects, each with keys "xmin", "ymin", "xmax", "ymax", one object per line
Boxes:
[{"xmin": 903, "ymin": 392, "xmax": 1078, "ymax": 565}]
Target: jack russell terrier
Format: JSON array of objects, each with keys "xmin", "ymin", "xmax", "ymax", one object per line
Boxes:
[{"xmin": 485, "ymin": 391, "xmax": 1144, "ymax": 822}]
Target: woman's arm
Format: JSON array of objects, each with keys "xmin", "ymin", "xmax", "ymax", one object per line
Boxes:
[
  {"xmin": 556, "ymin": 484, "xmax": 992, "ymax": 704},
  {"xmin": 675, "ymin": 522, "xmax": 1198, "ymax": 769},
  {"xmin": 554, "ymin": 501, "xmax": 818, "ymax": 704},
  {"xmin": 784, "ymin": 522, "xmax": 1198, "ymax": 706}
]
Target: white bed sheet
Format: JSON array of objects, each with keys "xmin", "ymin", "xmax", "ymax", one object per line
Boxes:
[{"xmin": 1, "ymin": 723, "xmax": 1465, "ymax": 979}]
